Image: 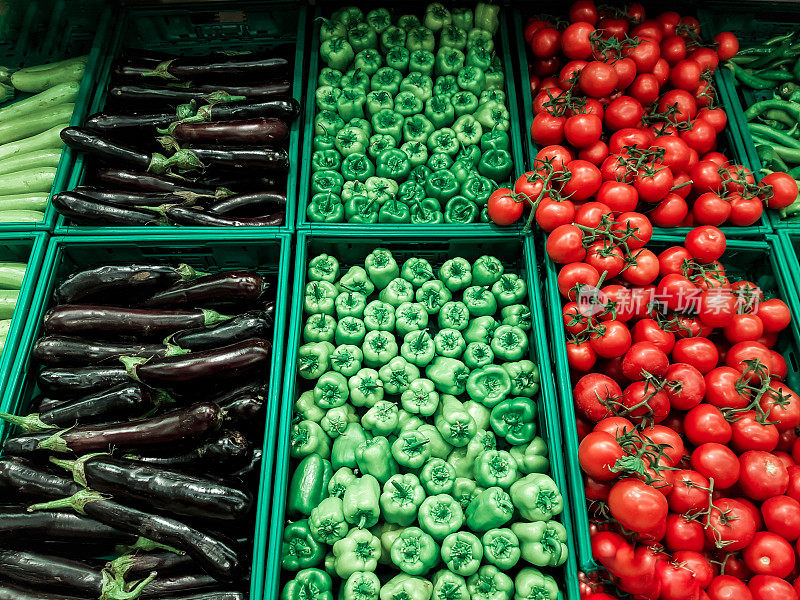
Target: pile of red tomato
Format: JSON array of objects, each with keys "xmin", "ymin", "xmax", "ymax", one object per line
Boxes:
[{"xmin": 486, "ymin": 0, "xmax": 798, "ymax": 229}]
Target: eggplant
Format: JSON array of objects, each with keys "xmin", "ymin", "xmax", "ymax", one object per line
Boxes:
[
  {"xmin": 140, "ymin": 574, "xmax": 220, "ymax": 599},
  {"xmin": 33, "ymin": 335, "xmax": 176, "ymax": 366},
  {"xmin": 208, "ymin": 191, "xmax": 286, "ymax": 216},
  {"xmin": 196, "ymin": 172, "xmax": 283, "ymax": 191},
  {"xmin": 44, "ymin": 305, "xmax": 231, "ymax": 338},
  {"xmin": 37, "ymin": 366, "xmax": 128, "ymax": 396},
  {"xmin": 61, "ymin": 127, "xmax": 169, "ymax": 172},
  {"xmin": 71, "ymin": 186, "xmax": 210, "ymax": 208},
  {"xmin": 219, "ymin": 394, "xmax": 266, "ymax": 427},
  {"xmin": 179, "ymin": 145, "xmax": 289, "ymax": 172},
  {"xmin": 0, "ymin": 384, "xmax": 150, "ymax": 432},
  {"xmin": 53, "ymin": 191, "xmax": 163, "ymax": 226},
  {"xmin": 2, "ymin": 434, "xmax": 53, "ymax": 457},
  {"xmin": 107, "ymin": 551, "xmax": 194, "ymax": 578},
  {"xmin": 169, "ymin": 311, "xmax": 274, "ymax": 350},
  {"xmin": 95, "ymin": 168, "xmax": 223, "ymax": 195},
  {"xmin": 33, "ymin": 402, "xmax": 221, "ymax": 454},
  {"xmin": 85, "ymin": 111, "xmax": 176, "ymax": 131},
  {"xmin": 229, "ymin": 448, "xmax": 262, "ymax": 478},
  {"xmin": 0, "ymin": 582, "xmax": 92, "ymax": 600},
  {"xmin": 161, "ymin": 594, "xmax": 244, "ymax": 600},
  {"xmin": 55, "ymin": 262, "xmax": 205, "ymax": 305},
  {"xmin": 114, "ymin": 52, "xmax": 290, "ymax": 81},
  {"xmin": 0, "ymin": 458, "xmax": 79, "ymax": 498},
  {"xmin": 194, "ymin": 98, "xmax": 300, "ymax": 122},
  {"xmin": 122, "ymin": 339, "xmax": 271, "ymax": 386},
  {"xmin": 172, "ymin": 118, "xmax": 288, "ymax": 145},
  {"xmin": 108, "ymin": 81, "xmax": 291, "ymax": 106},
  {"xmin": 143, "ymin": 271, "xmax": 266, "ymax": 308},
  {"xmin": 124, "ymin": 430, "xmax": 250, "ymax": 472},
  {"xmin": 28, "ymin": 492, "xmax": 240, "ymax": 580},
  {"xmin": 0, "ymin": 507, "xmax": 133, "ymax": 543},
  {"xmin": 166, "ymin": 206, "xmax": 285, "ymax": 227}
]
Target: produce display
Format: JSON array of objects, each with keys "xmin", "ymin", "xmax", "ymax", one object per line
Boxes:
[
  {"xmin": 0, "ymin": 56, "xmax": 87, "ymax": 223},
  {"xmin": 0, "ymin": 260, "xmax": 28, "ymax": 352},
  {"xmin": 281, "ymin": 246, "xmax": 568, "ymax": 599},
  {"xmin": 726, "ymin": 28, "xmax": 800, "ymax": 220},
  {"xmin": 54, "ymin": 49, "xmax": 300, "ymax": 226},
  {"xmin": 0, "ymin": 261, "xmax": 277, "ymax": 598},
  {"xmin": 308, "ymin": 3, "xmax": 515, "ymax": 224},
  {"xmin": 489, "ymin": 2, "xmax": 798, "ymax": 229}
]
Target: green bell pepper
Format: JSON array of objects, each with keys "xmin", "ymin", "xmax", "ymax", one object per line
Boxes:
[
  {"xmin": 449, "ymin": 160, "xmax": 474, "ymax": 186},
  {"xmin": 441, "ymin": 24, "xmax": 467, "ymax": 49},
  {"xmin": 427, "ymin": 358, "xmax": 470, "ymax": 396},
  {"xmin": 282, "ymin": 568, "xmax": 333, "ymax": 600},
  {"xmin": 474, "ymin": 3, "xmax": 499, "ymax": 33},
  {"xmin": 427, "ymin": 153, "xmax": 453, "ymax": 172},
  {"xmin": 366, "ymin": 91, "xmax": 394, "ymax": 119},
  {"xmin": 309, "ymin": 253, "xmax": 340, "ymax": 283},
  {"xmin": 342, "ymin": 70, "xmax": 371, "ymax": 94},
  {"xmin": 312, "ymin": 148, "xmax": 342, "ymax": 172},
  {"xmin": 366, "ymin": 8, "xmax": 391, "ymax": 33},
  {"xmin": 463, "ymin": 342, "xmax": 493, "ymax": 369},
  {"xmin": 356, "ymin": 436, "xmax": 399, "ymax": 484},
  {"xmin": 312, "ymin": 128, "xmax": 335, "ymax": 152},
  {"xmin": 298, "ymin": 342, "xmax": 335, "ymax": 380},
  {"xmin": 320, "ymin": 18, "xmax": 346, "ymax": 42},
  {"xmin": 416, "ymin": 280, "xmax": 451, "ymax": 315},
  {"xmin": 381, "ymin": 26, "xmax": 407, "ymax": 54},
  {"xmin": 305, "ymin": 280, "xmax": 338, "ymax": 315},
  {"xmin": 444, "ymin": 196, "xmax": 479, "ymax": 224},
  {"xmin": 364, "ymin": 300, "xmax": 396, "ymax": 332},
  {"xmin": 432, "ymin": 570, "xmax": 468, "ymax": 600},
  {"xmin": 376, "ymin": 522, "xmax": 404, "ymax": 565},
  {"xmin": 439, "ymin": 257, "xmax": 472, "ymax": 291},
  {"xmin": 288, "ymin": 454, "xmax": 333, "ymax": 517},
  {"xmin": 349, "ymin": 368, "xmax": 384, "ymax": 407},
  {"xmin": 433, "ymin": 328, "xmax": 466, "ymax": 358},
  {"xmin": 466, "ymin": 486, "xmax": 514, "ymax": 531},
  {"xmin": 315, "ymin": 111, "xmax": 345, "ymax": 137},
  {"xmin": 330, "ymin": 344, "xmax": 364, "ymax": 377},
  {"xmin": 427, "ymin": 128, "xmax": 459, "ymax": 156},
  {"xmin": 312, "ymin": 170, "xmax": 344, "ymax": 196},
  {"xmin": 481, "ymin": 529, "xmax": 520, "ymax": 571},
  {"xmin": 321, "ymin": 37, "xmax": 355, "ymax": 71},
  {"xmin": 386, "ymin": 46, "xmax": 410, "ymax": 73},
  {"xmin": 401, "ymin": 377, "xmax": 439, "ymax": 416},
  {"xmin": 365, "ymin": 176, "xmax": 400, "ymax": 205},
  {"xmin": 451, "ymin": 91, "xmax": 479, "ymax": 119},
  {"xmin": 455, "ymin": 66, "xmax": 485, "ymax": 96},
  {"xmin": 434, "ymin": 394, "xmax": 477, "ymax": 447},
  {"xmin": 468, "ymin": 566, "xmax": 513, "ymax": 600},
  {"xmin": 343, "ymin": 474, "xmax": 381, "ymax": 528},
  {"xmin": 460, "ymin": 175, "xmax": 493, "ymax": 208},
  {"xmin": 336, "ymin": 291, "xmax": 368, "ymax": 319},
  {"xmin": 390, "ymin": 527, "xmax": 439, "ymax": 575},
  {"xmin": 466, "ymin": 365, "xmax": 511, "ymax": 408},
  {"xmin": 296, "ymin": 390, "xmax": 326, "ymax": 422},
  {"xmin": 342, "ymin": 180, "xmax": 368, "ymax": 203},
  {"xmin": 503, "ymin": 360, "xmax": 540, "ymax": 397},
  {"xmin": 314, "ymin": 371, "xmax": 349, "ymax": 409},
  {"xmin": 380, "ymin": 473, "xmax": 426, "ymax": 526},
  {"xmin": 465, "ymin": 400, "xmax": 491, "ymax": 431},
  {"xmin": 362, "ymin": 400, "xmax": 399, "ymax": 436},
  {"xmin": 395, "ymin": 91, "xmax": 424, "ymax": 118},
  {"xmin": 354, "ymin": 49, "xmax": 382, "ymax": 76},
  {"xmin": 466, "ymin": 45, "xmax": 492, "ymax": 71},
  {"xmin": 403, "ymin": 115, "xmax": 435, "ymax": 145},
  {"xmin": 365, "ymin": 247, "xmax": 399, "ymax": 289},
  {"xmin": 453, "ymin": 115, "xmax": 482, "ymax": 146},
  {"xmin": 478, "ymin": 149, "xmax": 512, "ymax": 182},
  {"xmin": 501, "ymin": 305, "xmax": 532, "ymax": 333},
  {"xmin": 424, "ymin": 96, "xmax": 454, "ymax": 129},
  {"xmin": 336, "ymin": 126, "xmax": 369, "ymax": 156},
  {"xmin": 371, "ymin": 67, "xmax": 403, "ymax": 96},
  {"xmin": 411, "ymin": 164, "xmax": 433, "ymax": 184},
  {"xmin": 401, "ymin": 256, "xmax": 433, "ymax": 286},
  {"xmin": 425, "ymin": 170, "xmax": 459, "ymax": 205},
  {"xmin": 453, "ymin": 477, "xmax": 479, "ymax": 510},
  {"xmin": 424, "ymin": 3, "xmax": 451, "ymax": 31},
  {"xmin": 342, "ymin": 153, "xmax": 376, "ymax": 182},
  {"xmin": 329, "ymin": 467, "xmax": 357, "ymax": 499},
  {"xmin": 435, "ymin": 48, "xmax": 465, "ymax": 77},
  {"xmin": 381, "ymin": 574, "xmax": 433, "ymax": 600},
  {"xmin": 340, "ymin": 265, "xmax": 376, "ymax": 296},
  {"xmin": 509, "ymin": 437, "xmax": 550, "ymax": 475},
  {"xmin": 418, "ymin": 493, "xmax": 463, "ymax": 542},
  {"xmin": 304, "ymin": 313, "xmax": 336, "ymax": 343},
  {"xmin": 337, "ymin": 88, "xmax": 367, "ymax": 122},
  {"xmin": 398, "ymin": 14, "xmax": 421, "ymax": 31},
  {"xmin": 480, "ymin": 129, "xmax": 509, "ymax": 153},
  {"xmin": 452, "ymin": 7, "xmax": 473, "ymax": 30},
  {"xmin": 345, "ymin": 572, "xmax": 380, "ymax": 600},
  {"xmin": 474, "ymin": 101, "xmax": 509, "ymax": 132},
  {"xmin": 322, "ymin": 405, "xmax": 358, "ymax": 438},
  {"xmin": 448, "ymin": 429, "xmax": 496, "ymax": 478},
  {"xmin": 474, "ymin": 450, "xmax": 518, "ymax": 489},
  {"xmin": 379, "ymin": 356, "xmax": 420, "ymax": 395},
  {"xmin": 333, "ymin": 528, "xmax": 380, "ymax": 578},
  {"xmin": 480, "ymin": 89, "xmax": 506, "ymax": 105},
  {"xmin": 377, "ymin": 148, "xmax": 411, "ymax": 181},
  {"xmin": 335, "ymin": 316, "xmax": 366, "ymax": 346},
  {"xmin": 396, "ymin": 410, "xmax": 422, "ymax": 433},
  {"xmin": 467, "ymin": 28, "xmax": 494, "ymax": 52},
  {"xmin": 344, "ymin": 194, "xmax": 376, "ymax": 223},
  {"xmin": 438, "ymin": 302, "xmax": 470, "ymax": 331},
  {"xmin": 363, "ymin": 330, "xmax": 399, "ymax": 368},
  {"xmin": 291, "ymin": 420, "xmax": 331, "ymax": 459},
  {"xmin": 410, "ymin": 199, "xmax": 444, "ymax": 224},
  {"xmin": 485, "ymin": 57, "xmax": 504, "ymax": 91},
  {"xmin": 379, "ymin": 277, "xmax": 415, "ymax": 307},
  {"xmin": 441, "ymin": 532, "xmax": 482, "ymax": 577},
  {"xmin": 398, "ymin": 179, "xmax": 426, "ymax": 204},
  {"xmin": 392, "ymin": 430, "xmax": 432, "ymax": 469},
  {"xmin": 409, "ymin": 50, "xmax": 435, "ymax": 76},
  {"xmin": 433, "ymin": 75, "xmax": 459, "ymax": 100},
  {"xmin": 514, "ymin": 568, "xmax": 558, "ymax": 600},
  {"xmin": 400, "ymin": 72, "xmax": 434, "ymax": 102},
  {"xmin": 472, "ymin": 256, "xmax": 503, "ymax": 286},
  {"xmin": 419, "ymin": 424, "xmax": 452, "ymax": 460},
  {"xmin": 419, "ymin": 457, "xmax": 456, "ymax": 495},
  {"xmin": 463, "ymin": 286, "xmax": 496, "ymax": 318},
  {"xmin": 401, "ymin": 330, "xmax": 436, "ymax": 368},
  {"xmin": 489, "ymin": 397, "xmax": 536, "ymax": 445},
  {"xmin": 395, "ymin": 302, "xmax": 428, "ymax": 336},
  {"xmin": 406, "ymin": 26, "xmax": 435, "ymax": 53},
  {"xmin": 331, "ymin": 6, "xmax": 363, "ymax": 29},
  {"xmin": 309, "ymin": 496, "xmax": 348, "ymax": 544},
  {"xmin": 509, "ymin": 474, "xmax": 564, "ymax": 521},
  {"xmin": 283, "ymin": 519, "xmax": 324, "ymax": 571},
  {"xmin": 368, "ymin": 134, "xmax": 397, "ymax": 162},
  {"xmin": 490, "ymin": 325, "xmax": 528, "ymax": 361},
  {"xmin": 511, "ymin": 521, "xmax": 568, "ymax": 567},
  {"xmin": 332, "ymin": 422, "xmax": 368, "ymax": 470},
  {"xmin": 308, "ymin": 192, "xmax": 345, "ymax": 223}
]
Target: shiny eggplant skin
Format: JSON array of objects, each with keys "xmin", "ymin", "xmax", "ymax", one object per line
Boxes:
[
  {"xmin": 170, "ymin": 311, "xmax": 273, "ymax": 351},
  {"xmin": 53, "ymin": 191, "xmax": 161, "ymax": 226},
  {"xmin": 172, "ymin": 118, "xmax": 288, "ymax": 145},
  {"xmin": 33, "ymin": 336, "xmax": 172, "ymax": 366},
  {"xmin": 125, "ymin": 430, "xmax": 250, "ymax": 472},
  {"xmin": 166, "ymin": 206, "xmax": 285, "ymax": 227},
  {"xmin": 37, "ymin": 366, "xmax": 128, "ymax": 397},
  {"xmin": 208, "ymin": 191, "xmax": 286, "ymax": 217},
  {"xmin": 143, "ymin": 272, "xmax": 266, "ymax": 309},
  {"xmin": 37, "ymin": 384, "xmax": 150, "ymax": 427}
]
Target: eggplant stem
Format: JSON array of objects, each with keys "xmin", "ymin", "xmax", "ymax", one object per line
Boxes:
[
  {"xmin": 27, "ymin": 488, "xmax": 106, "ymax": 515},
  {"xmin": 50, "ymin": 452, "xmax": 107, "ymax": 487},
  {"xmin": 0, "ymin": 411, "xmax": 55, "ymax": 432},
  {"xmin": 105, "ymin": 553, "xmax": 135, "ymax": 578},
  {"xmin": 99, "ymin": 567, "xmax": 157, "ymax": 600},
  {"xmin": 37, "ymin": 428, "xmax": 72, "ymax": 453},
  {"xmin": 202, "ymin": 308, "xmax": 234, "ymax": 326},
  {"xmin": 121, "ymin": 537, "xmax": 184, "ymax": 555},
  {"xmin": 119, "ymin": 355, "xmax": 146, "ymax": 381},
  {"xmin": 147, "ymin": 153, "xmax": 172, "ymax": 175},
  {"xmin": 141, "ymin": 58, "xmax": 178, "ymax": 81}
]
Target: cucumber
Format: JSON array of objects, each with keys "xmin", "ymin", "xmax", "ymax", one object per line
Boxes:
[
  {"xmin": 0, "ymin": 167, "xmax": 56, "ymax": 195},
  {"xmin": 11, "ymin": 56, "xmax": 88, "ymax": 93},
  {"xmin": 0, "ymin": 149, "xmax": 61, "ymax": 175},
  {"xmin": 0, "ymin": 262, "xmax": 27, "ymax": 289},
  {"xmin": 0, "ymin": 83, "xmax": 12, "ymax": 103},
  {"xmin": 0, "ymin": 82, "xmax": 79, "ymax": 122},
  {"xmin": 0, "ymin": 66, "xmax": 12, "ymax": 82},
  {"xmin": 0, "ymin": 289, "xmax": 20, "ymax": 318},
  {"xmin": 14, "ymin": 56, "xmax": 86, "ymax": 74},
  {"xmin": 0, "ymin": 209, "xmax": 44, "ymax": 223},
  {"xmin": 0, "ymin": 103, "xmax": 74, "ymax": 145},
  {"xmin": 0, "ymin": 125, "xmax": 65, "ymax": 161},
  {"xmin": 0, "ymin": 194, "xmax": 48, "ymax": 212},
  {"xmin": 0, "ymin": 319, "xmax": 11, "ymax": 338}
]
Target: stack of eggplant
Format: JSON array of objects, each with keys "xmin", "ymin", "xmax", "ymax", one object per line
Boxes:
[
  {"xmin": 0, "ymin": 262, "xmax": 276, "ymax": 599},
  {"xmin": 53, "ymin": 49, "xmax": 300, "ymax": 226}
]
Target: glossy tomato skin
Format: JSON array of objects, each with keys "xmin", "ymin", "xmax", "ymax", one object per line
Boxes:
[
  {"xmin": 664, "ymin": 362, "xmax": 705, "ymax": 410},
  {"xmin": 574, "ymin": 373, "xmax": 621, "ymax": 422},
  {"xmin": 730, "ymin": 411, "xmax": 779, "ymax": 453},
  {"xmin": 487, "ymin": 188, "xmax": 523, "ymax": 225},
  {"xmin": 669, "ymin": 469, "xmax": 711, "ymax": 513},
  {"xmin": 748, "ymin": 574, "xmax": 799, "ymax": 600},
  {"xmin": 632, "ymin": 318, "xmax": 675, "ymax": 354},
  {"xmin": 546, "ymin": 224, "xmax": 586, "ymax": 264},
  {"xmin": 691, "ymin": 442, "xmax": 740, "ymax": 489},
  {"xmin": 684, "ymin": 404, "xmax": 732, "ymax": 446},
  {"xmin": 672, "ymin": 337, "xmax": 719, "ymax": 374},
  {"xmin": 705, "ymin": 497, "xmax": 757, "ymax": 551},
  {"xmin": 608, "ymin": 478, "xmax": 669, "ymax": 533},
  {"xmin": 761, "ymin": 495, "xmax": 800, "ymax": 541},
  {"xmin": 621, "ymin": 341, "xmax": 669, "ymax": 380},
  {"xmin": 579, "ymin": 431, "xmax": 625, "ymax": 481},
  {"xmin": 738, "ymin": 450, "xmax": 790, "ymax": 501},
  {"xmin": 685, "ymin": 225, "xmax": 726, "ymax": 263},
  {"xmin": 707, "ymin": 575, "xmax": 753, "ymax": 600},
  {"xmin": 664, "ymin": 514, "xmax": 705, "ymax": 552}
]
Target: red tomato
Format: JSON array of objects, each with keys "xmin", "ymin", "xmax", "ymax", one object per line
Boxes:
[
  {"xmin": 744, "ymin": 532, "xmax": 795, "ymax": 578},
  {"xmin": 611, "ymin": 57, "xmax": 637, "ymax": 90},
  {"xmin": 660, "ymin": 35, "xmax": 687, "ymax": 65},
  {"xmin": 531, "ymin": 111, "xmax": 565, "ymax": 146},
  {"xmin": 632, "ymin": 318, "xmax": 674, "ymax": 353},
  {"xmin": 604, "ymin": 96, "xmax": 644, "ymax": 131},
  {"xmin": 669, "ymin": 469, "xmax": 711, "ymax": 513},
  {"xmin": 697, "ymin": 289, "xmax": 737, "ymax": 328},
  {"xmin": 579, "ymin": 61, "xmax": 620, "ymax": 98},
  {"xmin": 672, "ymin": 337, "xmax": 719, "ymax": 374},
  {"xmin": 608, "ymin": 478, "xmax": 669, "ymax": 533},
  {"xmin": 714, "ymin": 32, "xmax": 740, "ymax": 61},
  {"xmin": 575, "ymin": 201, "xmax": 613, "ymax": 228},
  {"xmin": 627, "ymin": 37, "xmax": 661, "ymax": 73},
  {"xmin": 487, "ymin": 188, "xmax": 523, "ymax": 225},
  {"xmin": 562, "ymin": 22, "xmax": 595, "ymax": 59},
  {"xmin": 635, "ymin": 164, "xmax": 674, "ymax": 203},
  {"xmin": 698, "ymin": 106, "xmax": 728, "ymax": 133},
  {"xmin": 738, "ymin": 450, "xmax": 790, "ymax": 501},
  {"xmin": 596, "ymin": 181, "xmax": 638, "ymax": 213},
  {"xmin": 760, "ymin": 171, "xmax": 799, "ymax": 209},
  {"xmin": 731, "ymin": 410, "xmax": 779, "ymax": 453},
  {"xmin": 685, "ymin": 225, "xmax": 726, "ymax": 262},
  {"xmin": 724, "ymin": 313, "xmax": 764, "ymax": 344},
  {"xmin": 682, "ymin": 119, "xmax": 718, "ymax": 156},
  {"xmin": 656, "ymin": 273, "xmax": 698, "ymax": 311},
  {"xmin": 578, "ymin": 139, "xmax": 609, "ymax": 165},
  {"xmin": 590, "ymin": 320, "xmax": 632, "ymax": 359},
  {"xmin": 757, "ymin": 298, "xmax": 791, "ymax": 332},
  {"xmin": 658, "ymin": 89, "xmax": 698, "ymax": 122},
  {"xmin": 556, "ymin": 262, "xmax": 601, "ymax": 301},
  {"xmin": 664, "ymin": 362, "xmax": 705, "ymax": 410},
  {"xmin": 760, "ymin": 382, "xmax": 800, "ymax": 432},
  {"xmin": 658, "ymin": 561, "xmax": 701, "ymax": 600},
  {"xmin": 658, "ymin": 245, "xmax": 692, "ymax": 276},
  {"xmin": 708, "ymin": 576, "xmax": 753, "ymax": 600},
  {"xmin": 665, "ymin": 514, "xmax": 705, "ymax": 552},
  {"xmin": 594, "ymin": 416, "xmax": 634, "ymax": 438},
  {"xmin": 674, "ymin": 550, "xmax": 714, "ymax": 589},
  {"xmin": 569, "ymin": 0, "xmax": 599, "ymax": 25},
  {"xmin": 691, "ymin": 160, "xmax": 725, "ymax": 193},
  {"xmin": 762, "ymin": 495, "xmax": 800, "ymax": 541},
  {"xmin": 565, "ymin": 113, "xmax": 603, "ymax": 148},
  {"xmin": 628, "ymin": 73, "xmax": 660, "ymax": 105},
  {"xmin": 561, "ymin": 159, "xmax": 602, "ymax": 201},
  {"xmin": 567, "ymin": 339, "xmax": 597, "ymax": 371},
  {"xmin": 535, "ymin": 197, "xmax": 576, "ymax": 232},
  {"xmin": 530, "ymin": 27, "xmax": 561, "ymax": 58},
  {"xmin": 651, "ymin": 135, "xmax": 692, "ymax": 174},
  {"xmin": 693, "ymin": 192, "xmax": 732, "ymax": 226},
  {"xmin": 621, "ymin": 248, "xmax": 659, "ymax": 286},
  {"xmin": 585, "ymin": 241, "xmax": 625, "ymax": 279},
  {"xmin": 670, "ymin": 58, "xmax": 702, "ymax": 90},
  {"xmin": 579, "ymin": 431, "xmax": 625, "ymax": 481},
  {"xmin": 652, "ymin": 58, "xmax": 670, "ymax": 86},
  {"xmin": 749, "ymin": 574, "xmax": 799, "ymax": 600},
  {"xmin": 536, "ymin": 144, "xmax": 573, "ymax": 172},
  {"xmin": 706, "ymin": 497, "xmax": 757, "ymax": 551},
  {"xmin": 546, "ymin": 224, "xmax": 585, "ymax": 264},
  {"xmin": 609, "ymin": 127, "xmax": 655, "ymax": 153},
  {"xmin": 621, "ymin": 342, "xmax": 668, "ymax": 380},
  {"xmin": 704, "ymin": 366, "xmax": 752, "ymax": 409},
  {"xmin": 684, "ymin": 404, "xmax": 732, "ymax": 446},
  {"xmin": 573, "ymin": 373, "xmax": 621, "ymax": 422},
  {"xmin": 650, "ymin": 194, "xmax": 689, "ymax": 227},
  {"xmin": 691, "ymin": 442, "xmax": 740, "ymax": 489}
]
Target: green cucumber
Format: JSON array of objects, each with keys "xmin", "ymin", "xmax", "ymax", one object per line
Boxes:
[
  {"xmin": 0, "ymin": 149, "xmax": 61, "ymax": 175},
  {"xmin": 0, "ymin": 319, "xmax": 12, "ymax": 338},
  {"xmin": 0, "ymin": 289, "xmax": 20, "ymax": 318},
  {"xmin": 12, "ymin": 56, "xmax": 87, "ymax": 93},
  {"xmin": 0, "ymin": 209, "xmax": 44, "ymax": 223},
  {"xmin": 0, "ymin": 125, "xmax": 65, "ymax": 161},
  {"xmin": 0, "ymin": 194, "xmax": 48, "ymax": 212},
  {"xmin": 0, "ymin": 167, "xmax": 56, "ymax": 195},
  {"xmin": 0, "ymin": 83, "xmax": 12, "ymax": 103},
  {"xmin": 0, "ymin": 262, "xmax": 27, "ymax": 289},
  {"xmin": 0, "ymin": 103, "xmax": 74, "ymax": 144},
  {"xmin": 0, "ymin": 82, "xmax": 79, "ymax": 122}
]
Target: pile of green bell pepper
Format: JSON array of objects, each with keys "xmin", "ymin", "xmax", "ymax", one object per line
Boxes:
[
  {"xmin": 308, "ymin": 2, "xmax": 515, "ymax": 225},
  {"xmin": 283, "ymin": 246, "xmax": 568, "ymax": 600}
]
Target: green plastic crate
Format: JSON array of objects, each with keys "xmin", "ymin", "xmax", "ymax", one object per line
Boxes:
[
  {"xmin": 296, "ymin": 6, "xmax": 525, "ymax": 234},
  {"xmin": 0, "ymin": 231, "xmax": 48, "ymax": 399},
  {"xmin": 0, "ymin": 0, "xmax": 111, "ymax": 232},
  {"xmin": 266, "ymin": 230, "xmax": 580, "ymax": 600},
  {"xmin": 543, "ymin": 231, "xmax": 800, "ymax": 571},
  {"xmin": 777, "ymin": 231, "xmax": 800, "ymax": 303},
  {"xmin": 698, "ymin": 4, "xmax": 800, "ymax": 231},
  {"xmin": 512, "ymin": 7, "xmax": 772, "ymax": 238},
  {"xmin": 53, "ymin": 1, "xmax": 307, "ymax": 235},
  {"xmin": 0, "ymin": 231, "xmax": 292, "ymax": 600}
]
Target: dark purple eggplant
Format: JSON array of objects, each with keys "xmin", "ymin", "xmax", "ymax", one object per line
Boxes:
[
  {"xmin": 115, "ymin": 52, "xmax": 289, "ymax": 81},
  {"xmin": 172, "ymin": 118, "xmax": 287, "ymax": 145},
  {"xmin": 143, "ymin": 271, "xmax": 266, "ymax": 308},
  {"xmin": 71, "ymin": 186, "xmax": 209, "ymax": 208},
  {"xmin": 37, "ymin": 366, "xmax": 128, "ymax": 396},
  {"xmin": 107, "ymin": 551, "xmax": 194, "ymax": 578},
  {"xmin": 53, "ymin": 191, "xmax": 163, "ymax": 226},
  {"xmin": 160, "ymin": 593, "xmax": 244, "ymax": 600},
  {"xmin": 0, "ymin": 582, "xmax": 93, "ymax": 600},
  {"xmin": 33, "ymin": 402, "xmax": 221, "ymax": 454},
  {"xmin": 169, "ymin": 311, "xmax": 273, "ymax": 351},
  {"xmin": 44, "ymin": 305, "xmax": 231, "ymax": 338},
  {"xmin": 28, "ymin": 491, "xmax": 240, "ymax": 579},
  {"xmin": 0, "ymin": 384, "xmax": 150, "ymax": 432},
  {"xmin": 166, "ymin": 206, "xmax": 285, "ymax": 227},
  {"xmin": 195, "ymin": 172, "xmax": 283, "ymax": 191},
  {"xmin": 51, "ymin": 455, "xmax": 251, "ymax": 520},
  {"xmin": 0, "ymin": 458, "xmax": 79, "ymax": 498},
  {"xmin": 177, "ymin": 145, "xmax": 288, "ymax": 172},
  {"xmin": 0, "ymin": 507, "xmax": 133, "ymax": 543},
  {"xmin": 33, "ymin": 336, "xmax": 177, "ymax": 366},
  {"xmin": 219, "ymin": 394, "xmax": 266, "ymax": 427},
  {"xmin": 85, "ymin": 111, "xmax": 176, "ymax": 131},
  {"xmin": 122, "ymin": 339, "xmax": 271, "ymax": 386},
  {"xmin": 95, "ymin": 168, "xmax": 223, "ymax": 195},
  {"xmin": 61, "ymin": 127, "xmax": 170, "ymax": 173},
  {"xmin": 123, "ymin": 430, "xmax": 249, "ymax": 472},
  {"xmin": 108, "ymin": 81, "xmax": 290, "ymax": 106},
  {"xmin": 2, "ymin": 434, "xmax": 52, "ymax": 456},
  {"xmin": 208, "ymin": 191, "xmax": 286, "ymax": 217},
  {"xmin": 206, "ymin": 381, "xmax": 268, "ymax": 406},
  {"xmin": 229, "ymin": 448, "xmax": 262, "ymax": 478},
  {"xmin": 55, "ymin": 262, "xmax": 205, "ymax": 305},
  {"xmin": 139, "ymin": 574, "xmax": 220, "ymax": 599},
  {"xmin": 194, "ymin": 98, "xmax": 300, "ymax": 122}
]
